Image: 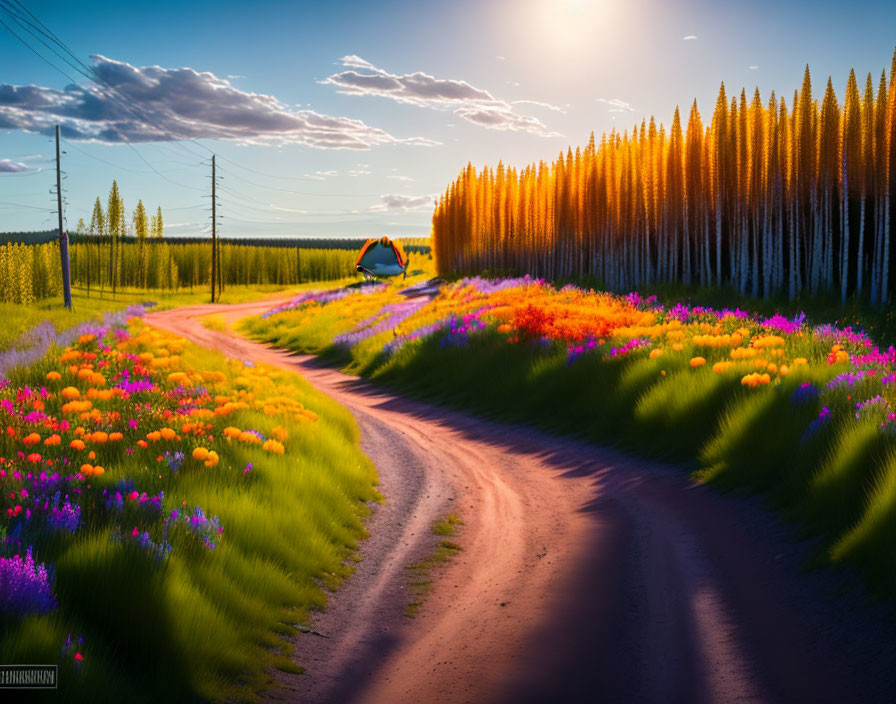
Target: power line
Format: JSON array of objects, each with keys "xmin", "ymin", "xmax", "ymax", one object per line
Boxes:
[
  {"xmin": 2, "ymin": 0, "xmax": 207, "ymax": 165},
  {"xmin": 216, "ymin": 164, "xmax": 379, "ymax": 197},
  {"xmin": 0, "ymin": 2, "xmax": 205, "ymax": 189}
]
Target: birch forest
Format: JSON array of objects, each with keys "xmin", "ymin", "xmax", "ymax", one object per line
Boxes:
[{"xmin": 432, "ymin": 51, "xmax": 896, "ymax": 304}]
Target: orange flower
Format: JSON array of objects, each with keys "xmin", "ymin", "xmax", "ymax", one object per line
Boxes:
[
  {"xmin": 27, "ymin": 453, "xmax": 42, "ymax": 463},
  {"xmin": 159, "ymin": 428, "xmax": 176, "ymax": 441},
  {"xmin": 92, "ymin": 466, "xmax": 105, "ymax": 476},
  {"xmin": 88, "ymin": 451, "xmax": 96, "ymax": 460},
  {"xmin": 80, "ymin": 463, "xmax": 94, "ymax": 476},
  {"xmin": 262, "ymin": 439, "xmax": 285, "ymax": 455},
  {"xmin": 61, "ymin": 386, "xmax": 81, "ymax": 400},
  {"xmin": 146, "ymin": 431, "xmax": 161, "ymax": 442},
  {"xmin": 649, "ymin": 349, "xmax": 663, "ymax": 359},
  {"xmin": 46, "ymin": 371, "xmax": 62, "ymax": 381},
  {"xmin": 137, "ymin": 440, "xmax": 149, "ymax": 448},
  {"xmin": 203, "ymin": 451, "xmax": 219, "ymax": 467},
  {"xmin": 43, "ymin": 434, "xmax": 61, "ymax": 446},
  {"xmin": 690, "ymin": 357, "xmax": 706, "ymax": 367},
  {"xmin": 91, "ymin": 431, "xmax": 109, "ymax": 444},
  {"xmin": 22, "ymin": 432, "xmax": 41, "ymax": 447},
  {"xmin": 109, "ymin": 432, "xmax": 123, "ymax": 442},
  {"xmin": 69, "ymin": 439, "xmax": 86, "ymax": 451}
]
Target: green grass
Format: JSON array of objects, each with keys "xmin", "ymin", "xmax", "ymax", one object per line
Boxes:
[
  {"xmin": 240, "ymin": 284, "xmax": 896, "ymax": 604},
  {"xmin": 200, "ymin": 313, "xmax": 231, "ymax": 333},
  {"xmin": 405, "ymin": 513, "xmax": 463, "ymax": 617},
  {"xmin": 0, "ymin": 284, "xmax": 301, "ymax": 352},
  {"xmin": 0, "ymin": 325, "xmax": 379, "ymax": 702}
]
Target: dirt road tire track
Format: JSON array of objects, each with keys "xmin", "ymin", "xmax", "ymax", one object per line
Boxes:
[{"xmin": 148, "ymin": 301, "xmax": 896, "ymax": 704}]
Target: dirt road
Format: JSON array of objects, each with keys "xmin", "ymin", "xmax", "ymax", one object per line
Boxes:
[{"xmin": 148, "ymin": 301, "xmax": 896, "ymax": 704}]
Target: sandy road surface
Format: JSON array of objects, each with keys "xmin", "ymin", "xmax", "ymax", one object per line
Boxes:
[{"xmin": 148, "ymin": 301, "xmax": 896, "ymax": 704}]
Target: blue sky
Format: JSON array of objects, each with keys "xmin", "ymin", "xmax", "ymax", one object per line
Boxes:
[{"xmin": 2, "ymin": 0, "xmax": 895, "ymax": 238}]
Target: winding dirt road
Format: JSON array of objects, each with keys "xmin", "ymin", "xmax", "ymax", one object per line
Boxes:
[{"xmin": 148, "ymin": 300, "xmax": 896, "ymax": 704}]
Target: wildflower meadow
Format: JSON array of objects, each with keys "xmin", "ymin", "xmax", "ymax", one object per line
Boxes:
[
  {"xmin": 242, "ymin": 276, "xmax": 896, "ymax": 599},
  {"xmin": 0, "ymin": 310, "xmax": 377, "ymax": 701}
]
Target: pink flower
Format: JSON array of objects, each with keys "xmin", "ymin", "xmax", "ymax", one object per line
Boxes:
[{"xmin": 131, "ymin": 526, "xmax": 139, "ymax": 537}]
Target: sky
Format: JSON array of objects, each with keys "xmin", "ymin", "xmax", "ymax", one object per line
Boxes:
[{"xmin": 1, "ymin": 0, "xmax": 895, "ymax": 238}]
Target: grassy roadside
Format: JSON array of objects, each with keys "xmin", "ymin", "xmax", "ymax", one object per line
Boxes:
[
  {"xmin": 237, "ymin": 276, "xmax": 896, "ymax": 605},
  {"xmin": 0, "ymin": 309, "xmax": 379, "ymax": 701}
]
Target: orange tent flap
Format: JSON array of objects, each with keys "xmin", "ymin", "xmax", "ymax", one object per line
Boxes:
[
  {"xmin": 355, "ymin": 238, "xmax": 378, "ymax": 268},
  {"xmin": 390, "ymin": 239, "xmax": 408, "ymax": 268}
]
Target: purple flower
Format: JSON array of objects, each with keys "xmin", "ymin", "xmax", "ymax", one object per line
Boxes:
[
  {"xmin": 791, "ymin": 383, "xmax": 819, "ymax": 407},
  {"xmin": 182, "ymin": 506, "xmax": 223, "ymax": 549},
  {"xmin": 0, "ymin": 547, "xmax": 57, "ymax": 616},
  {"xmin": 802, "ymin": 407, "xmax": 832, "ymax": 443},
  {"xmin": 762, "ymin": 312, "xmax": 806, "ymax": 335}
]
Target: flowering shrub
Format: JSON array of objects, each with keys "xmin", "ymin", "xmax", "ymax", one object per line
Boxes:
[{"xmin": 0, "ymin": 546, "xmax": 56, "ymax": 616}]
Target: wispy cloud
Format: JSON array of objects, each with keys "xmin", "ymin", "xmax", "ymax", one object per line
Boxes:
[
  {"xmin": 226, "ymin": 74, "xmax": 246, "ymax": 79},
  {"xmin": 683, "ymin": 35, "xmax": 697, "ymax": 40},
  {"xmin": 369, "ymin": 193, "xmax": 435, "ymax": 212},
  {"xmin": 388, "ymin": 174, "xmax": 414, "ymax": 182},
  {"xmin": 495, "ymin": 55, "xmax": 506, "ymax": 61},
  {"xmin": 596, "ymin": 98, "xmax": 635, "ymax": 113},
  {"xmin": 0, "ymin": 55, "xmax": 438, "ymax": 150},
  {"xmin": 322, "ymin": 56, "xmax": 562, "ymax": 137},
  {"xmin": 748, "ymin": 65, "xmax": 759, "ymax": 70},
  {"xmin": 512, "ymin": 99, "xmax": 566, "ymax": 114},
  {"xmin": 0, "ymin": 158, "xmax": 28, "ymax": 173},
  {"xmin": 305, "ymin": 169, "xmax": 338, "ymax": 180}
]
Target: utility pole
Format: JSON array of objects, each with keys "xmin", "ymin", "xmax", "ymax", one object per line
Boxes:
[
  {"xmin": 56, "ymin": 125, "xmax": 73, "ymax": 310},
  {"xmin": 211, "ymin": 154, "xmax": 217, "ymax": 303}
]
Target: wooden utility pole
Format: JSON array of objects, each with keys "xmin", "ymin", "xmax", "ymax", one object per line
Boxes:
[
  {"xmin": 211, "ymin": 154, "xmax": 217, "ymax": 303},
  {"xmin": 56, "ymin": 125, "xmax": 73, "ymax": 310}
]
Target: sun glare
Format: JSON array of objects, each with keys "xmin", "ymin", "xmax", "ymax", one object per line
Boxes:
[{"xmin": 523, "ymin": 0, "xmax": 625, "ymax": 57}]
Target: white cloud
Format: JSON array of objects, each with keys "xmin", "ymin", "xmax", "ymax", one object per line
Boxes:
[
  {"xmin": 0, "ymin": 158, "xmax": 28, "ymax": 173},
  {"xmin": 322, "ymin": 56, "xmax": 561, "ymax": 137},
  {"xmin": 306, "ymin": 169, "xmax": 338, "ymax": 180},
  {"xmin": 748, "ymin": 65, "xmax": 759, "ymax": 70},
  {"xmin": 0, "ymin": 55, "xmax": 438, "ymax": 150},
  {"xmin": 349, "ymin": 168, "xmax": 371, "ymax": 176},
  {"xmin": 388, "ymin": 174, "xmax": 414, "ymax": 182},
  {"xmin": 495, "ymin": 56, "xmax": 506, "ymax": 61},
  {"xmin": 512, "ymin": 99, "xmax": 565, "ymax": 114},
  {"xmin": 369, "ymin": 193, "xmax": 435, "ymax": 212},
  {"xmin": 596, "ymin": 98, "xmax": 635, "ymax": 113},
  {"xmin": 683, "ymin": 35, "xmax": 697, "ymax": 40},
  {"xmin": 226, "ymin": 74, "xmax": 246, "ymax": 79}
]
